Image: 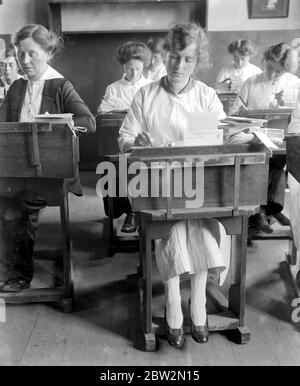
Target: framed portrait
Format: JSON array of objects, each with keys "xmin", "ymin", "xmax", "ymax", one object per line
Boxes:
[{"xmin": 248, "ymin": 0, "xmax": 290, "ymax": 18}]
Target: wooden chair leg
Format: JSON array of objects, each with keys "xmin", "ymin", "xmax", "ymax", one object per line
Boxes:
[{"xmin": 59, "ymin": 182, "xmax": 73, "ymax": 313}]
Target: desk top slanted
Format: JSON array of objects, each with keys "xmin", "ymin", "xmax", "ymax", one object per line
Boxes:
[
  {"xmin": 240, "ymin": 108, "xmax": 293, "ymax": 131},
  {"xmin": 122, "ymin": 144, "xmax": 272, "ymax": 215},
  {"xmin": 0, "ymin": 122, "xmax": 79, "ymax": 179}
]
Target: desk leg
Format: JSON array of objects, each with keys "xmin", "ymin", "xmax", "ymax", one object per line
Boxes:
[
  {"xmin": 143, "ymin": 223, "xmax": 153, "ymax": 333},
  {"xmin": 229, "ymin": 215, "xmax": 250, "ymax": 344},
  {"xmin": 59, "ymin": 182, "xmax": 73, "ymax": 313},
  {"xmin": 108, "ymin": 197, "xmax": 116, "ymax": 257},
  {"xmin": 137, "ymin": 220, "xmax": 156, "ymax": 351}
]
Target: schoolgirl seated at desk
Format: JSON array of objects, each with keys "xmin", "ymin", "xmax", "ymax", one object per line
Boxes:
[
  {"xmin": 119, "ymin": 22, "xmax": 227, "ymax": 349},
  {"xmin": 229, "ymin": 43, "xmax": 300, "ymax": 235},
  {"xmin": 216, "ymin": 39, "xmax": 262, "ymax": 93},
  {"xmin": 0, "ymin": 24, "xmax": 95, "ymax": 293},
  {"xmin": 98, "ymin": 41, "xmax": 152, "ymax": 232},
  {"xmin": 97, "ymin": 41, "xmax": 152, "ymax": 114}
]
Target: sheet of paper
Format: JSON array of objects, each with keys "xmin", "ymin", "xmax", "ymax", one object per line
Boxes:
[
  {"xmin": 254, "ymin": 130, "xmax": 279, "ymax": 150},
  {"xmin": 183, "ymin": 112, "xmax": 222, "ymax": 145},
  {"xmin": 186, "ymin": 112, "xmax": 218, "ymax": 135}
]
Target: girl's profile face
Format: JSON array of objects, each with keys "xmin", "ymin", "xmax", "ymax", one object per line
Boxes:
[
  {"xmin": 232, "ymin": 52, "xmax": 250, "ymax": 69},
  {"xmin": 166, "ymin": 42, "xmax": 197, "ymax": 85},
  {"xmin": 123, "ymin": 59, "xmax": 144, "ymax": 84}
]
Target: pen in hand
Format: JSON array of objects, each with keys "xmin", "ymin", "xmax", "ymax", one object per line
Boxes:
[
  {"xmin": 134, "ymin": 131, "xmax": 154, "ymax": 147},
  {"xmin": 239, "ymin": 95, "xmax": 248, "ymax": 110}
]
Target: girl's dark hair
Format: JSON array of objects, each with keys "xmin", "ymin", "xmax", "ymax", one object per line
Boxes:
[
  {"xmin": 117, "ymin": 41, "xmax": 151, "ymax": 67},
  {"xmin": 228, "ymin": 39, "xmax": 257, "ymax": 57},
  {"xmin": 147, "ymin": 37, "xmax": 166, "ymax": 54},
  {"xmin": 5, "ymin": 46, "xmax": 17, "ymax": 59},
  {"xmin": 264, "ymin": 42, "xmax": 298, "ymax": 74},
  {"xmin": 163, "ymin": 22, "xmax": 210, "ymax": 69},
  {"xmin": 13, "ymin": 24, "xmax": 63, "ymax": 57}
]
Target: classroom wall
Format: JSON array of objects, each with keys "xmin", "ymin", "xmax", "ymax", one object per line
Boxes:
[
  {"xmin": 0, "ymin": 0, "xmax": 35, "ymax": 34},
  {"xmin": 61, "ymin": 2, "xmax": 193, "ymax": 32},
  {"xmin": 0, "ymin": 0, "xmax": 48, "ymax": 58},
  {"xmin": 207, "ymin": 0, "xmax": 300, "ymax": 31}
]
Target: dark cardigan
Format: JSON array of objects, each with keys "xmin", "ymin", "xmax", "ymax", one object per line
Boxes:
[
  {"xmin": 0, "ymin": 77, "xmax": 96, "ymax": 195},
  {"xmin": 0, "ymin": 77, "xmax": 96, "ymax": 133}
]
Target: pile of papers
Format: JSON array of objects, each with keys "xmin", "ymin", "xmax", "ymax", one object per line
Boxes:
[
  {"xmin": 99, "ymin": 96, "xmax": 129, "ymax": 113},
  {"xmin": 35, "ymin": 113, "xmax": 74, "ymax": 124},
  {"xmin": 182, "ymin": 112, "xmax": 223, "ymax": 146},
  {"xmin": 34, "ymin": 113, "xmax": 87, "ymax": 136},
  {"xmin": 221, "ymin": 116, "xmax": 283, "ymax": 150}
]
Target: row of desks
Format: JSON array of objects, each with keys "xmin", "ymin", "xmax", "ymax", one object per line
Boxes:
[{"xmin": 0, "ymin": 114, "xmax": 298, "ymax": 350}]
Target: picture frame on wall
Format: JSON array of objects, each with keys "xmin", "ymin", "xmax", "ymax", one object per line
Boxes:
[{"xmin": 248, "ymin": 0, "xmax": 290, "ymax": 19}]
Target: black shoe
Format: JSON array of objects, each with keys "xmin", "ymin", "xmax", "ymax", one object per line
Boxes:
[
  {"xmin": 272, "ymin": 213, "xmax": 290, "ymax": 226},
  {"xmin": 1, "ymin": 278, "xmax": 30, "ymax": 292},
  {"xmin": 188, "ymin": 299, "xmax": 209, "ymax": 343},
  {"xmin": 190, "ymin": 319, "xmax": 209, "ymax": 344},
  {"xmin": 249, "ymin": 213, "xmax": 273, "ymax": 234},
  {"xmin": 121, "ymin": 212, "xmax": 137, "ymax": 233},
  {"xmin": 165, "ymin": 310, "xmax": 185, "ymax": 348}
]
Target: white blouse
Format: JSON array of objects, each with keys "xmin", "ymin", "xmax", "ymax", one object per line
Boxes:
[
  {"xmin": 119, "ymin": 77, "xmax": 226, "ymax": 153},
  {"xmin": 20, "ymin": 65, "xmax": 64, "ymax": 122},
  {"xmin": 98, "ymin": 75, "xmax": 152, "ymax": 113},
  {"xmin": 216, "ymin": 62, "xmax": 262, "ymax": 92},
  {"xmin": 229, "ymin": 72, "xmax": 300, "ymax": 115}
]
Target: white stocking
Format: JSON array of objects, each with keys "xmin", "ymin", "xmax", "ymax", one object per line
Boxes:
[
  {"xmin": 190, "ymin": 271, "xmax": 208, "ymax": 326},
  {"xmin": 164, "ymin": 276, "xmax": 183, "ymax": 329}
]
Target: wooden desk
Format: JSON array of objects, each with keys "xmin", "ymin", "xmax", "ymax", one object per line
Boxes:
[
  {"xmin": 79, "ymin": 112, "xmax": 126, "ymax": 170},
  {"xmin": 108, "ymin": 144, "xmax": 271, "ymax": 350},
  {"xmin": 97, "ymin": 113, "xmax": 139, "ymax": 256},
  {"xmin": 0, "ymin": 122, "xmax": 78, "ymax": 311},
  {"xmin": 241, "ymin": 109, "xmax": 293, "ymax": 132},
  {"xmin": 96, "ymin": 112, "xmax": 126, "ymax": 157},
  {"xmin": 285, "ymin": 135, "xmax": 300, "ymax": 293}
]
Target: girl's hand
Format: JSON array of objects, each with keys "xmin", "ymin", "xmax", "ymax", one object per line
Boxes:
[
  {"xmin": 225, "ymin": 132, "xmax": 255, "ymax": 144},
  {"xmin": 134, "ymin": 132, "xmax": 154, "ymax": 147}
]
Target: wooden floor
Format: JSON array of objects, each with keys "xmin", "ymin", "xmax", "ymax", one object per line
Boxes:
[{"xmin": 0, "ymin": 172, "xmax": 299, "ymax": 366}]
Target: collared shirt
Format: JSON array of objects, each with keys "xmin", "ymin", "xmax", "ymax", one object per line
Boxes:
[
  {"xmin": 216, "ymin": 62, "xmax": 262, "ymax": 92},
  {"xmin": 119, "ymin": 76, "xmax": 226, "ymax": 152},
  {"xmin": 20, "ymin": 65, "xmax": 64, "ymax": 122},
  {"xmin": 229, "ymin": 71, "xmax": 300, "ymax": 115},
  {"xmin": 98, "ymin": 74, "xmax": 152, "ymax": 113}
]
